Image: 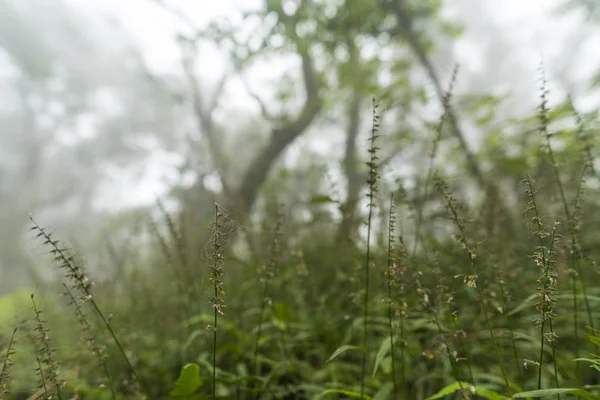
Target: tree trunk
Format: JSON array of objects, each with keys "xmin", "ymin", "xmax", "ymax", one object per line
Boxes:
[
  {"xmin": 337, "ymin": 94, "xmax": 363, "ymax": 243},
  {"xmin": 233, "ymin": 50, "xmax": 322, "ymax": 218}
]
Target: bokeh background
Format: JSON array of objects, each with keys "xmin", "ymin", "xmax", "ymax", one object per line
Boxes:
[
  {"xmin": 1, "ymin": 0, "xmax": 598, "ymax": 292},
  {"xmin": 2, "ymin": 0, "xmax": 600, "ymax": 398}
]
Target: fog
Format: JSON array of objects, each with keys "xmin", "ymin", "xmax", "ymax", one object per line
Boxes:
[{"xmin": 1, "ymin": 0, "xmax": 599, "ymax": 293}]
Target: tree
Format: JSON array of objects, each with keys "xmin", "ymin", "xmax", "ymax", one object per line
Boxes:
[
  {"xmin": 0, "ymin": 0, "xmax": 176, "ymax": 292},
  {"xmin": 155, "ymin": 0, "xmax": 480, "ymax": 246}
]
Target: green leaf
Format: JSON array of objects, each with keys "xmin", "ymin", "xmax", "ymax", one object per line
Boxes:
[
  {"xmin": 475, "ymin": 387, "xmax": 510, "ymax": 400},
  {"xmin": 575, "ymin": 357, "xmax": 600, "ymax": 373},
  {"xmin": 319, "ymin": 389, "xmax": 373, "ymax": 399},
  {"xmin": 309, "ymin": 195, "xmax": 338, "ymax": 205},
  {"xmin": 169, "ymin": 363, "xmax": 203, "ymax": 398},
  {"xmin": 587, "ymin": 334, "xmax": 600, "ymax": 348},
  {"xmin": 512, "ymin": 388, "xmax": 600, "ymax": 399},
  {"xmin": 373, "ymin": 382, "xmax": 393, "ymax": 400},
  {"xmin": 508, "ymin": 293, "xmax": 537, "ymax": 316},
  {"xmin": 273, "ymin": 302, "xmax": 293, "ymax": 323},
  {"xmin": 425, "ymin": 382, "xmax": 472, "ymax": 400},
  {"xmin": 372, "ymin": 337, "xmax": 392, "ymax": 377},
  {"xmin": 326, "ymin": 345, "xmax": 364, "ymax": 363},
  {"xmin": 424, "ymin": 381, "xmax": 509, "ymax": 400}
]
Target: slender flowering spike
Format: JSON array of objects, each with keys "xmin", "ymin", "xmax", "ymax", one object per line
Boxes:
[
  {"xmin": 360, "ymin": 97, "xmax": 381, "ymax": 399},
  {"xmin": 30, "ymin": 294, "xmax": 64, "ymax": 400},
  {"xmin": 386, "ymin": 194, "xmax": 398, "ymax": 399},
  {"xmin": 29, "ymin": 218, "xmax": 94, "ymax": 296},
  {"xmin": 29, "ymin": 216, "xmax": 151, "ymax": 398},
  {"xmin": 412, "ymin": 65, "xmax": 459, "ymax": 255},
  {"xmin": 208, "ymin": 203, "xmax": 227, "ymax": 318},
  {"xmin": 0, "ymin": 326, "xmax": 19, "ymax": 395},
  {"xmin": 253, "ymin": 202, "xmax": 284, "ymax": 395},
  {"xmin": 523, "ymin": 174, "xmax": 561, "ymax": 393},
  {"xmin": 365, "ymin": 97, "xmax": 381, "ymax": 206},
  {"xmin": 435, "ymin": 172, "xmax": 511, "ymax": 396},
  {"xmin": 569, "ymin": 96, "xmax": 597, "ymax": 178},
  {"xmin": 62, "ymin": 283, "xmax": 116, "ymax": 399},
  {"xmin": 207, "ymin": 202, "xmax": 229, "ymax": 399}
]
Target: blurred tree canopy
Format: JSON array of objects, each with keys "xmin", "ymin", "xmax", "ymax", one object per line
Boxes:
[
  {"xmin": 0, "ymin": 0, "xmax": 599, "ymax": 293},
  {"xmin": 156, "ymin": 0, "xmax": 472, "ymax": 236},
  {"xmin": 0, "ymin": 0, "xmax": 178, "ymax": 292},
  {"xmin": 3, "ymin": 0, "xmax": 600, "ymax": 398}
]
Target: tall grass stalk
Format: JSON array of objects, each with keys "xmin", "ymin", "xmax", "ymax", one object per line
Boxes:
[
  {"xmin": 29, "ymin": 217, "xmax": 151, "ymax": 399},
  {"xmin": 208, "ymin": 203, "xmax": 226, "ymax": 399},
  {"xmin": 0, "ymin": 326, "xmax": 18, "ymax": 396},
  {"xmin": 152, "ymin": 199, "xmax": 194, "ymax": 323},
  {"xmin": 434, "ymin": 175, "xmax": 512, "ymax": 396},
  {"xmin": 400, "ymin": 181, "xmax": 471, "ymax": 396},
  {"xmin": 430, "ymin": 254, "xmax": 472, "ymax": 399},
  {"xmin": 30, "ymin": 293, "xmax": 64, "ymax": 400},
  {"xmin": 412, "ymin": 65, "xmax": 458, "ymax": 255},
  {"xmin": 524, "ymin": 174, "xmax": 561, "ymax": 397},
  {"xmin": 570, "ymin": 95, "xmax": 598, "ymax": 179},
  {"xmin": 386, "ymin": 194, "xmax": 398, "ymax": 400},
  {"xmin": 497, "ymin": 269, "xmax": 525, "ymax": 389},
  {"xmin": 360, "ymin": 98, "xmax": 380, "ymax": 399},
  {"xmin": 537, "ymin": 68, "xmax": 591, "ymax": 384},
  {"xmin": 253, "ymin": 203, "xmax": 283, "ymax": 397},
  {"xmin": 398, "ymin": 303, "xmax": 407, "ymax": 400},
  {"xmin": 569, "ymin": 98, "xmax": 595, "ymax": 331},
  {"xmin": 567, "ymin": 165, "xmax": 589, "ymax": 384},
  {"xmin": 392, "ymin": 185, "xmax": 409, "ymax": 398},
  {"xmin": 62, "ymin": 282, "xmax": 116, "ymax": 400}
]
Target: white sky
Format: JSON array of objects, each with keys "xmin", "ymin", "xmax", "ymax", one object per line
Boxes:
[
  {"xmin": 72, "ymin": 0, "xmax": 594, "ymax": 82},
  {"xmin": 65, "ymin": 0, "xmax": 600, "ymax": 209}
]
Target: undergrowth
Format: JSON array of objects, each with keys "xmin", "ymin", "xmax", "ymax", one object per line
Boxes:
[{"xmin": 1, "ymin": 73, "xmax": 600, "ymax": 400}]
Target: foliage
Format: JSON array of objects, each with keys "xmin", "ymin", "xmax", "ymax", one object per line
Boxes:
[
  {"xmin": 0, "ymin": 0, "xmax": 178, "ymax": 293},
  {"xmin": 2, "ymin": 0, "xmax": 600, "ymax": 399}
]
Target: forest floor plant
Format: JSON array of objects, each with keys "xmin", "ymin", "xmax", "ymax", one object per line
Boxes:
[
  {"xmin": 385, "ymin": 195, "xmax": 398, "ymax": 400},
  {"xmin": 29, "ymin": 217, "xmax": 151, "ymax": 399},
  {"xmin": 538, "ymin": 66, "xmax": 593, "ymax": 387},
  {"xmin": 434, "ymin": 174, "xmax": 512, "ymax": 396},
  {"xmin": 4, "ymin": 73, "xmax": 600, "ymax": 400},
  {"xmin": 252, "ymin": 203, "xmax": 283, "ymax": 399},
  {"xmin": 524, "ymin": 175, "xmax": 561, "ymax": 396},
  {"xmin": 359, "ymin": 97, "xmax": 381, "ymax": 400},
  {"xmin": 207, "ymin": 203, "xmax": 227, "ymax": 399}
]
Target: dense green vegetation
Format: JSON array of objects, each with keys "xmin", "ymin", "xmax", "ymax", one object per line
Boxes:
[
  {"xmin": 2, "ymin": 0, "xmax": 600, "ymax": 399},
  {"xmin": 3, "ymin": 86, "xmax": 600, "ymax": 399}
]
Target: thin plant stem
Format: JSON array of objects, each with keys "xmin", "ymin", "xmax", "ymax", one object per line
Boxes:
[
  {"xmin": 252, "ymin": 204, "xmax": 282, "ymax": 399},
  {"xmin": 0, "ymin": 326, "xmax": 18, "ymax": 396},
  {"xmin": 499, "ymin": 274, "xmax": 525, "ymax": 389},
  {"xmin": 387, "ymin": 195, "xmax": 398, "ymax": 400},
  {"xmin": 213, "ymin": 301, "xmax": 218, "ymax": 399},
  {"xmin": 524, "ymin": 175, "xmax": 561, "ymax": 399},
  {"xmin": 360, "ymin": 98, "xmax": 380, "ymax": 399},
  {"xmin": 435, "ymin": 176, "xmax": 512, "ymax": 396},
  {"xmin": 29, "ymin": 217, "xmax": 151, "ymax": 399},
  {"xmin": 538, "ymin": 69, "xmax": 590, "ymax": 387},
  {"xmin": 208, "ymin": 203, "xmax": 226, "ymax": 399},
  {"xmin": 62, "ymin": 283, "xmax": 116, "ymax": 400},
  {"xmin": 569, "ymin": 98, "xmax": 595, "ymax": 332},
  {"xmin": 412, "ymin": 66, "xmax": 459, "ymax": 255}
]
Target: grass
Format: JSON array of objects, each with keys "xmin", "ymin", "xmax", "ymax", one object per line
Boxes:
[
  {"xmin": 359, "ymin": 97, "xmax": 380, "ymax": 399},
  {"xmin": 0, "ymin": 84, "xmax": 600, "ymax": 400}
]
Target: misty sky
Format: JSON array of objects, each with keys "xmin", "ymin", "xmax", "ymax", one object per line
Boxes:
[{"xmin": 65, "ymin": 0, "xmax": 600, "ymax": 209}]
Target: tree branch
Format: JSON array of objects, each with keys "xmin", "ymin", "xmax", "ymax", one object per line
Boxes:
[
  {"xmin": 337, "ymin": 92, "xmax": 363, "ymax": 243},
  {"xmin": 236, "ymin": 46, "xmax": 322, "ymax": 215},
  {"xmin": 387, "ymin": 0, "xmax": 516, "ymax": 234},
  {"xmin": 180, "ymin": 39, "xmax": 232, "ymax": 195},
  {"xmin": 389, "ymin": 1, "xmax": 485, "ymax": 186}
]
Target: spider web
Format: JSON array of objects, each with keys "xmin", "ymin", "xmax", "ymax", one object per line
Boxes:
[{"xmin": 200, "ymin": 203, "xmax": 239, "ymax": 264}]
